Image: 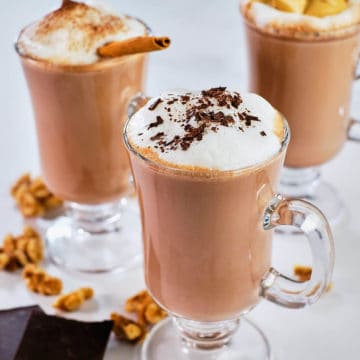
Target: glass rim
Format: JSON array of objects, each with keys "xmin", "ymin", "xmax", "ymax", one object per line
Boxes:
[
  {"xmin": 14, "ymin": 15, "xmax": 152, "ymax": 71},
  {"xmin": 241, "ymin": 13, "xmax": 360, "ymax": 42},
  {"xmin": 123, "ymin": 101, "xmax": 291, "ymax": 178}
]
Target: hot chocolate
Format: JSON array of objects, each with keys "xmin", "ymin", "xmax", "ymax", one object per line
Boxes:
[
  {"xmin": 126, "ymin": 88, "xmax": 335, "ymax": 359},
  {"xmin": 17, "ymin": 0, "xmax": 147, "ymax": 204},
  {"xmin": 16, "ymin": 1, "xmax": 152, "ymax": 272},
  {"xmin": 126, "ymin": 88, "xmax": 285, "ymax": 320},
  {"xmin": 241, "ymin": 0, "xmax": 360, "ymax": 167}
]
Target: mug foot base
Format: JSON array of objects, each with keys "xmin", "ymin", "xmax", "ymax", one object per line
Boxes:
[
  {"xmin": 46, "ymin": 200, "xmax": 142, "ymax": 273},
  {"xmin": 141, "ymin": 317, "xmax": 272, "ymax": 360}
]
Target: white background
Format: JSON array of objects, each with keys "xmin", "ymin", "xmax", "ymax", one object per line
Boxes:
[{"xmin": 1, "ymin": 1, "xmax": 360, "ymax": 359}]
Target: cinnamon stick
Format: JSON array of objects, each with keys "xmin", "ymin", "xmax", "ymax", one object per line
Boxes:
[{"xmin": 97, "ymin": 36, "xmax": 171, "ymax": 58}]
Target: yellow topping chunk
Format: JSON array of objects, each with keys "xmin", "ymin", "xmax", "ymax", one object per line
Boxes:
[
  {"xmin": 270, "ymin": 0, "xmax": 308, "ymax": 13},
  {"xmin": 305, "ymin": 0, "xmax": 348, "ymax": 17}
]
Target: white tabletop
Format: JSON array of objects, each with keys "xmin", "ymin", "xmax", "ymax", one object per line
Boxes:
[{"xmin": 1, "ymin": 1, "xmax": 360, "ymax": 359}]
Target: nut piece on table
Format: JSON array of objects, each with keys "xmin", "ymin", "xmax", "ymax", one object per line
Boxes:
[
  {"xmin": 11, "ymin": 173, "xmax": 63, "ymax": 218},
  {"xmin": 125, "ymin": 290, "xmax": 167, "ymax": 326},
  {"xmin": 53, "ymin": 287, "xmax": 94, "ymax": 312},
  {"xmin": 293, "ymin": 265, "xmax": 312, "ymax": 282},
  {"xmin": 23, "ymin": 264, "xmax": 63, "ymax": 296},
  {"xmin": 141, "ymin": 302, "xmax": 168, "ymax": 325},
  {"xmin": 0, "ymin": 250, "xmax": 10, "ymax": 270},
  {"xmin": 0, "ymin": 227, "xmax": 44, "ymax": 272},
  {"xmin": 111, "ymin": 312, "xmax": 146, "ymax": 343},
  {"xmin": 125, "ymin": 290, "xmax": 153, "ymax": 312}
]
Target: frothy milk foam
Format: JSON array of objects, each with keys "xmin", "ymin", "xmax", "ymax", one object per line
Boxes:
[
  {"xmin": 127, "ymin": 88, "xmax": 283, "ymax": 171},
  {"xmin": 17, "ymin": 0, "xmax": 147, "ymax": 64}
]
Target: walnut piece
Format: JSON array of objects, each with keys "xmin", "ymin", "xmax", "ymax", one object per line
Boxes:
[
  {"xmin": 23, "ymin": 264, "xmax": 63, "ymax": 296},
  {"xmin": 0, "ymin": 227, "xmax": 44, "ymax": 272},
  {"xmin": 53, "ymin": 287, "xmax": 94, "ymax": 312},
  {"xmin": 293, "ymin": 265, "xmax": 312, "ymax": 282},
  {"xmin": 11, "ymin": 173, "xmax": 63, "ymax": 218},
  {"xmin": 111, "ymin": 312, "xmax": 146, "ymax": 343},
  {"xmin": 125, "ymin": 290, "xmax": 153, "ymax": 313},
  {"xmin": 125, "ymin": 290, "xmax": 167, "ymax": 326}
]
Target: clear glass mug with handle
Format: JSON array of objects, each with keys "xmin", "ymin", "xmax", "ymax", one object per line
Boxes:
[
  {"xmin": 241, "ymin": 9, "xmax": 360, "ymax": 228},
  {"xmin": 15, "ymin": 18, "xmax": 150, "ymax": 273},
  {"xmin": 125, "ymin": 94, "xmax": 335, "ymax": 360}
]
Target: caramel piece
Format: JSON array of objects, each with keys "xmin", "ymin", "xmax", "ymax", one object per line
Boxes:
[{"xmin": 53, "ymin": 287, "xmax": 94, "ymax": 312}]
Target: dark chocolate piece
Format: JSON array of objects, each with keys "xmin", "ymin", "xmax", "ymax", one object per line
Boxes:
[
  {"xmin": 14, "ymin": 312, "xmax": 113, "ymax": 360},
  {"xmin": 148, "ymin": 98, "xmax": 163, "ymax": 111},
  {"xmin": 147, "ymin": 116, "xmax": 164, "ymax": 130},
  {"xmin": 0, "ymin": 305, "xmax": 43, "ymax": 360},
  {"xmin": 144, "ymin": 87, "xmax": 265, "ymax": 153}
]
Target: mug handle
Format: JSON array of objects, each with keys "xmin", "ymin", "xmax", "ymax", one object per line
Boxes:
[
  {"xmin": 261, "ymin": 194, "xmax": 335, "ymax": 308},
  {"xmin": 128, "ymin": 92, "xmax": 150, "ymax": 119},
  {"xmin": 348, "ymin": 60, "xmax": 360, "ymax": 141}
]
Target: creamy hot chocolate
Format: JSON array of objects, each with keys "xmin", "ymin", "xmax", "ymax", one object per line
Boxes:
[
  {"xmin": 17, "ymin": 1, "xmax": 147, "ymax": 204},
  {"xmin": 126, "ymin": 88, "xmax": 286, "ymax": 320},
  {"xmin": 241, "ymin": 0, "xmax": 360, "ymax": 167}
]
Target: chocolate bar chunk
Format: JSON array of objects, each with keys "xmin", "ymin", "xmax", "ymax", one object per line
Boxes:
[
  {"xmin": 0, "ymin": 305, "xmax": 43, "ymax": 360},
  {"xmin": 15, "ymin": 312, "xmax": 113, "ymax": 360}
]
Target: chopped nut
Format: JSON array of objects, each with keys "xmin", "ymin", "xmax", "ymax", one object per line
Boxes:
[
  {"xmin": 43, "ymin": 196, "xmax": 63, "ymax": 209},
  {"xmin": 13, "ymin": 249, "xmax": 29, "ymax": 267},
  {"xmin": 125, "ymin": 290, "xmax": 167, "ymax": 325},
  {"xmin": 11, "ymin": 173, "xmax": 31, "ymax": 197},
  {"xmin": 10, "ymin": 173, "xmax": 63, "ymax": 218},
  {"xmin": 125, "ymin": 290, "xmax": 153, "ymax": 313},
  {"xmin": 143, "ymin": 302, "xmax": 167, "ymax": 325},
  {"xmin": 23, "ymin": 264, "xmax": 63, "ymax": 296},
  {"xmin": 30, "ymin": 177, "xmax": 51, "ymax": 199},
  {"xmin": 0, "ymin": 250, "xmax": 10, "ymax": 269},
  {"xmin": 0, "ymin": 227, "xmax": 44, "ymax": 272},
  {"xmin": 26, "ymin": 237, "xmax": 44, "ymax": 264},
  {"xmin": 111, "ymin": 312, "xmax": 146, "ymax": 343},
  {"xmin": 293, "ymin": 265, "xmax": 312, "ymax": 282},
  {"xmin": 3, "ymin": 234, "xmax": 16, "ymax": 253},
  {"xmin": 53, "ymin": 287, "xmax": 94, "ymax": 312}
]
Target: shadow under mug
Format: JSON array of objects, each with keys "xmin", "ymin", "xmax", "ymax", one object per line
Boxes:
[
  {"xmin": 242, "ymin": 19, "xmax": 360, "ymax": 228},
  {"xmin": 125, "ymin": 94, "xmax": 335, "ymax": 360}
]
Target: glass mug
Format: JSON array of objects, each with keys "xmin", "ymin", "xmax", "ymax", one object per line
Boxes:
[
  {"xmin": 125, "ymin": 95, "xmax": 334, "ymax": 360},
  {"xmin": 15, "ymin": 18, "xmax": 150, "ymax": 273},
  {"xmin": 241, "ymin": 14, "xmax": 360, "ymax": 227}
]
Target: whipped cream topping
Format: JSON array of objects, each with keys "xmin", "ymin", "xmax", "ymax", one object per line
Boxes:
[
  {"xmin": 242, "ymin": 0, "xmax": 360, "ymax": 36},
  {"xmin": 17, "ymin": 0, "xmax": 147, "ymax": 65},
  {"xmin": 127, "ymin": 88, "xmax": 283, "ymax": 171}
]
